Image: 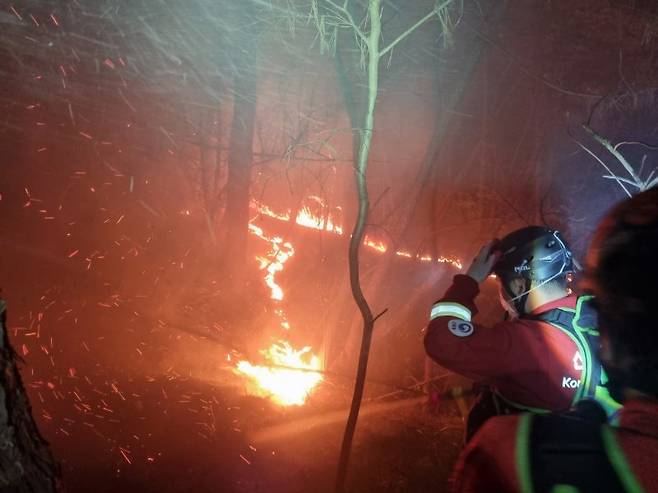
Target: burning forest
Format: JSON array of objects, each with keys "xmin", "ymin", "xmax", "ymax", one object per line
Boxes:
[{"xmin": 1, "ymin": 0, "xmax": 658, "ymax": 492}]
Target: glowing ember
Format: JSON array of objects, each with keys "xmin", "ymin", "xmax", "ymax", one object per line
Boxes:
[{"xmin": 236, "ymin": 341, "xmax": 323, "ymax": 406}]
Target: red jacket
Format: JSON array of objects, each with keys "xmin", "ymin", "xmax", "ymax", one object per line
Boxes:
[
  {"xmin": 425, "ymin": 274, "xmax": 583, "ymax": 411},
  {"xmin": 453, "ymin": 398, "xmax": 658, "ymax": 492}
]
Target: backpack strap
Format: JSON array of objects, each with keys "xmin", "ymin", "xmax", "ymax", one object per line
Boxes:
[
  {"xmin": 532, "ymin": 297, "xmax": 622, "ymax": 418},
  {"xmin": 530, "ymin": 303, "xmax": 600, "ymax": 406},
  {"xmin": 529, "ymin": 308, "xmax": 592, "ymax": 404},
  {"xmin": 518, "ymin": 413, "xmax": 640, "ymax": 493},
  {"xmin": 533, "ymin": 309, "xmax": 578, "ymax": 331}
]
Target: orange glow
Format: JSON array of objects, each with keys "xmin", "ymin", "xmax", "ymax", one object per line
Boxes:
[
  {"xmin": 241, "ymin": 197, "xmax": 467, "ymax": 405},
  {"xmin": 236, "ymin": 341, "xmax": 323, "ymax": 406}
]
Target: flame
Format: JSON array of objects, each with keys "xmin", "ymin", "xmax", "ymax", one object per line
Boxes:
[
  {"xmin": 254, "ymin": 201, "xmax": 291, "ymax": 222},
  {"xmin": 252, "ymin": 198, "xmax": 465, "ymax": 270},
  {"xmin": 363, "ymin": 236, "xmax": 387, "ymax": 253},
  {"xmin": 243, "ymin": 222, "xmax": 323, "ymax": 405},
  {"xmin": 249, "ymin": 224, "xmax": 294, "ymax": 301},
  {"xmin": 236, "ymin": 341, "xmax": 323, "ymax": 406},
  {"xmin": 254, "ymin": 199, "xmax": 467, "ymax": 269},
  {"xmin": 242, "ymin": 200, "xmax": 467, "ymax": 404},
  {"xmin": 252, "ymin": 199, "xmax": 343, "ymax": 235},
  {"xmin": 437, "ymin": 256, "xmax": 463, "ymax": 269},
  {"xmin": 295, "ymin": 206, "xmax": 343, "ymax": 235}
]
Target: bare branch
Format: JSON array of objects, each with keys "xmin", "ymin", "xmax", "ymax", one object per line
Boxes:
[
  {"xmin": 646, "ymin": 175, "xmax": 658, "ymax": 190},
  {"xmin": 582, "ymin": 124, "xmax": 643, "ymax": 188},
  {"xmin": 601, "ymin": 175, "xmax": 642, "ymax": 187},
  {"xmin": 378, "ymin": 0, "xmax": 456, "ymax": 59},
  {"xmin": 372, "ymin": 308, "xmax": 388, "ymax": 323},
  {"xmin": 613, "ymin": 140, "xmax": 658, "ymax": 151},
  {"xmin": 324, "ymin": 0, "xmax": 368, "ymax": 43},
  {"xmin": 379, "ymin": 7, "xmax": 439, "ymax": 59},
  {"xmin": 571, "ymin": 134, "xmax": 633, "ymax": 197}
]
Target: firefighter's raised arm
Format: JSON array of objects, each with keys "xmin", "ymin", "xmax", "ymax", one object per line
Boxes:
[
  {"xmin": 465, "ymin": 240, "xmax": 500, "ymax": 283},
  {"xmin": 424, "ymin": 241, "xmax": 517, "ymax": 381}
]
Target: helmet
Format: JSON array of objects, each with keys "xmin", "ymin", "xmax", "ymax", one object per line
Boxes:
[
  {"xmin": 493, "ymin": 226, "xmax": 573, "ymax": 314},
  {"xmin": 583, "ymin": 187, "xmax": 658, "ymax": 400}
]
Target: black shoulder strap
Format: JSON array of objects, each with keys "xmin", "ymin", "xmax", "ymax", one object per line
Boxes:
[
  {"xmin": 529, "ymin": 414, "xmax": 628, "ymax": 493},
  {"xmin": 530, "ymin": 306, "xmax": 603, "ymax": 404},
  {"xmin": 530, "ymin": 307, "xmax": 576, "ymax": 331}
]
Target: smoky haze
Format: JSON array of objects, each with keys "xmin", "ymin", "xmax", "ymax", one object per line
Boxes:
[{"xmin": 0, "ymin": 1, "xmax": 657, "ymax": 492}]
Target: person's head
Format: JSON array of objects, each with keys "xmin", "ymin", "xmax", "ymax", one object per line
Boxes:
[
  {"xmin": 583, "ymin": 187, "xmax": 658, "ymax": 402},
  {"xmin": 493, "ymin": 226, "xmax": 574, "ymax": 317}
]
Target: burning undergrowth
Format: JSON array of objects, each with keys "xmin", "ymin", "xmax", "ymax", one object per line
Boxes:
[
  {"xmin": 227, "ymin": 198, "xmax": 465, "ymax": 408},
  {"xmin": 235, "ymin": 341, "xmax": 323, "ymax": 406}
]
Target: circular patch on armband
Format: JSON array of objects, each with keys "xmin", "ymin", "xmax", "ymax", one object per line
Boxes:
[{"xmin": 448, "ymin": 319, "xmax": 474, "ymax": 337}]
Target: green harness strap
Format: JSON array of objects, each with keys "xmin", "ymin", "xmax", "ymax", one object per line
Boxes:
[
  {"xmin": 502, "ymin": 297, "xmax": 621, "ymax": 417},
  {"xmin": 571, "ymin": 296, "xmax": 622, "ymax": 417},
  {"xmin": 516, "ymin": 414, "xmax": 535, "ymax": 493},
  {"xmin": 515, "ymin": 414, "xmax": 645, "ymax": 493}
]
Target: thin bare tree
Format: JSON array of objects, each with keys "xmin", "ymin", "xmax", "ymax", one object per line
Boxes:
[{"xmin": 295, "ymin": 1, "xmax": 458, "ymax": 490}]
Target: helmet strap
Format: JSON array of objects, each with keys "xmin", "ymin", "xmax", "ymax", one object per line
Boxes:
[
  {"xmin": 507, "ymin": 269, "xmax": 568, "ymax": 315},
  {"xmin": 514, "ymin": 291, "xmax": 530, "ymax": 316},
  {"xmin": 500, "ymin": 279, "xmax": 530, "ymax": 316}
]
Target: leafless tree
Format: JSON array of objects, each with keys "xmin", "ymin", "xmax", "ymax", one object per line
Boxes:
[{"xmin": 279, "ymin": 1, "xmax": 459, "ymax": 490}]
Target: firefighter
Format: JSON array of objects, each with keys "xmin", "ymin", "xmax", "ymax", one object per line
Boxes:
[
  {"xmin": 452, "ymin": 186, "xmax": 658, "ymax": 492},
  {"xmin": 424, "ymin": 226, "xmax": 619, "ymax": 441}
]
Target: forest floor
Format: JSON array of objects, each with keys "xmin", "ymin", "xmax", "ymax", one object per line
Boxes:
[
  {"xmin": 41, "ymin": 372, "xmax": 465, "ymax": 493},
  {"xmin": 3, "ymin": 224, "xmax": 467, "ymax": 493}
]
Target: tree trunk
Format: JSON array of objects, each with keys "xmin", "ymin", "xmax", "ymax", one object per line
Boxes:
[
  {"xmin": 0, "ymin": 301, "xmax": 60, "ymax": 492},
  {"xmin": 335, "ymin": 1, "xmax": 382, "ymax": 491},
  {"xmin": 221, "ymin": 66, "xmax": 258, "ymax": 275}
]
